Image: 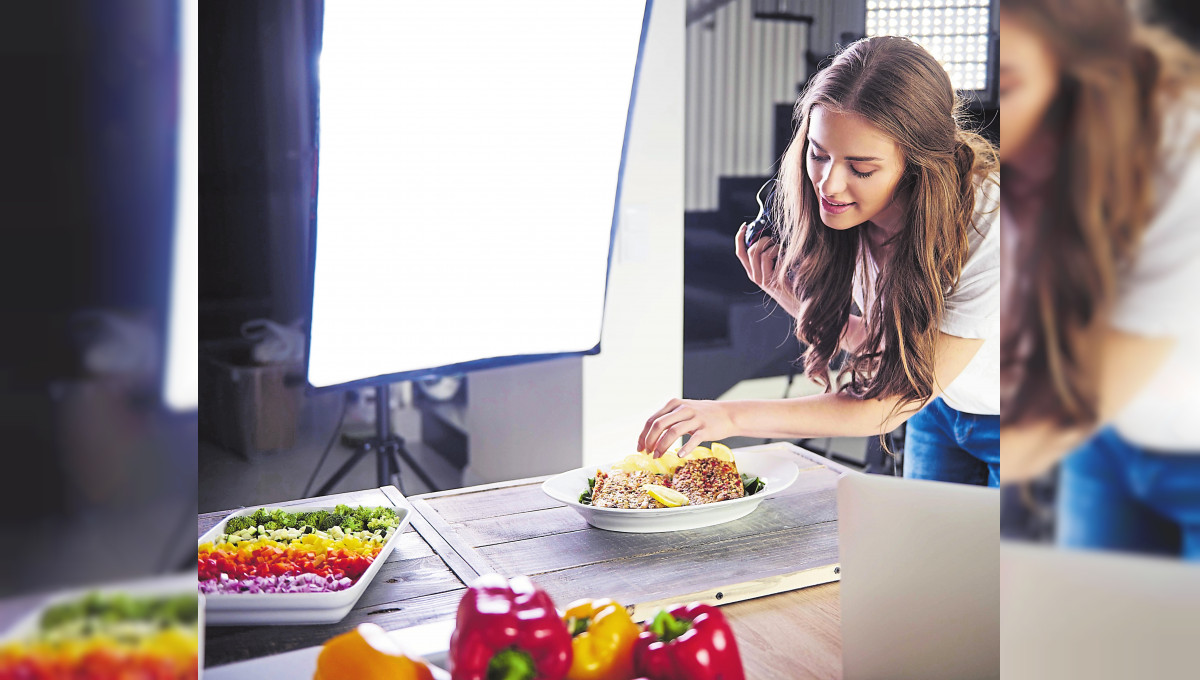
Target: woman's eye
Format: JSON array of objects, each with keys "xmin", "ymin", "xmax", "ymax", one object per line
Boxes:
[
  {"xmin": 851, "ymin": 167, "xmax": 876, "ymax": 179},
  {"xmin": 809, "ymin": 151, "xmax": 829, "ymax": 162}
]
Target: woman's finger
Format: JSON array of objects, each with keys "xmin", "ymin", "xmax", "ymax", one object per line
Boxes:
[
  {"xmin": 677, "ymin": 431, "xmax": 708, "ymax": 458},
  {"xmin": 649, "ymin": 416, "xmax": 699, "ymax": 458},
  {"xmin": 747, "ymin": 238, "xmax": 769, "ymax": 284},
  {"xmin": 734, "ymin": 223, "xmax": 753, "ymax": 276},
  {"xmin": 760, "ymin": 243, "xmax": 780, "ymax": 284},
  {"xmin": 638, "ymin": 399, "xmax": 684, "ymax": 452}
]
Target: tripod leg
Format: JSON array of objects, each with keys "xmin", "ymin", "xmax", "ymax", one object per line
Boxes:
[
  {"xmin": 393, "ymin": 437, "xmax": 439, "ymax": 493},
  {"xmin": 376, "ymin": 440, "xmax": 390, "ymax": 489},
  {"xmin": 384, "ymin": 442, "xmax": 407, "ymax": 496},
  {"xmin": 316, "ymin": 444, "xmax": 371, "ymax": 496}
]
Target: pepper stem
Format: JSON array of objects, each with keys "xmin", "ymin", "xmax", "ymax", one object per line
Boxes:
[
  {"xmin": 650, "ymin": 610, "xmax": 693, "ymax": 643},
  {"xmin": 567, "ymin": 616, "xmax": 590, "ymax": 637},
  {"xmin": 487, "ymin": 648, "xmax": 537, "ymax": 680}
]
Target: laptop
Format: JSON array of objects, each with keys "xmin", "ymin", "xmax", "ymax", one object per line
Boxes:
[
  {"xmin": 838, "ymin": 473, "xmax": 1000, "ymax": 680},
  {"xmin": 1001, "ymin": 541, "xmax": 1200, "ymax": 680}
]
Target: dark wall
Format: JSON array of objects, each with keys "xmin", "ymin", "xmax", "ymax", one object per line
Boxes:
[
  {"xmin": 200, "ymin": 0, "xmax": 321, "ymax": 340},
  {"xmin": 0, "ymin": 1, "xmax": 195, "ymax": 595}
]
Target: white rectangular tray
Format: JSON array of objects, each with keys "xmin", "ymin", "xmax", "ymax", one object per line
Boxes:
[{"xmin": 198, "ymin": 502, "xmax": 409, "ymax": 625}]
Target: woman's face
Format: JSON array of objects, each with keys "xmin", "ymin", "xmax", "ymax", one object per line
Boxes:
[
  {"xmin": 805, "ymin": 106, "xmax": 905, "ymax": 231},
  {"xmin": 998, "ymin": 11, "xmax": 1061, "ymax": 163}
]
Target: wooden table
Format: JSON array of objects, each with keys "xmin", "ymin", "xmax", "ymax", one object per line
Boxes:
[{"xmin": 199, "ymin": 443, "xmax": 847, "ymax": 677}]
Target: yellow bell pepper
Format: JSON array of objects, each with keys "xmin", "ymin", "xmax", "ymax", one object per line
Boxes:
[{"xmin": 563, "ymin": 598, "xmax": 641, "ymax": 680}]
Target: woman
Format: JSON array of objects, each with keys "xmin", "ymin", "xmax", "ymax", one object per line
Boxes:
[
  {"xmin": 638, "ymin": 36, "xmax": 1002, "ymax": 486},
  {"xmin": 999, "ymin": 0, "xmax": 1200, "ymax": 559}
]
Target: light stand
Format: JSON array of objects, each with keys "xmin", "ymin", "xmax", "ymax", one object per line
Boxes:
[{"xmin": 315, "ymin": 383, "xmax": 437, "ymax": 496}]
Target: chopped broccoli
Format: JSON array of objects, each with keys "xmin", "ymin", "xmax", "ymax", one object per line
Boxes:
[
  {"xmin": 366, "ymin": 516, "xmax": 398, "ymax": 531},
  {"xmin": 304, "ymin": 510, "xmax": 329, "ymax": 530},
  {"xmin": 250, "ymin": 508, "xmax": 273, "ymax": 526},
  {"xmin": 224, "ymin": 515, "xmax": 254, "ymax": 533},
  {"xmin": 321, "ymin": 513, "xmax": 346, "ymax": 531},
  {"xmin": 334, "ymin": 504, "xmax": 353, "ymax": 516},
  {"xmin": 263, "ymin": 521, "xmax": 281, "ymax": 531},
  {"xmin": 340, "ymin": 516, "xmax": 364, "ymax": 533}
]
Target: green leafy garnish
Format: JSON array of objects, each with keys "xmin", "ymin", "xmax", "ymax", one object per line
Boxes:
[
  {"xmin": 579, "ymin": 477, "xmax": 596, "ymax": 505},
  {"xmin": 741, "ymin": 474, "xmax": 765, "ymax": 496}
]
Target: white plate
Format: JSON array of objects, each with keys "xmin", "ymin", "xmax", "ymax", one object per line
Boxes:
[
  {"xmin": 198, "ymin": 503, "xmax": 410, "ymax": 626},
  {"xmin": 542, "ymin": 449, "xmax": 799, "ymax": 533}
]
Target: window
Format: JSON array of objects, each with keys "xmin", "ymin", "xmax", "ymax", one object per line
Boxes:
[{"xmin": 866, "ymin": 0, "xmax": 992, "ymax": 94}]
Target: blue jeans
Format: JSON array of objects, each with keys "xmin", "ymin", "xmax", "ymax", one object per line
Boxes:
[
  {"xmin": 903, "ymin": 397, "xmax": 1000, "ymax": 487},
  {"xmin": 1057, "ymin": 427, "xmax": 1200, "ymax": 561}
]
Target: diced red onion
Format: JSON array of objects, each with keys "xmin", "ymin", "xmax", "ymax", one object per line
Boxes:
[{"xmin": 198, "ymin": 573, "xmax": 356, "ymax": 594}]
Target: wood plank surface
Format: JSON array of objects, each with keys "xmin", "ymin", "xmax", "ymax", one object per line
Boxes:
[
  {"xmin": 422, "ymin": 481, "xmax": 561, "ymax": 524},
  {"xmin": 383, "ymin": 487, "xmax": 483, "ymax": 584},
  {"xmin": 201, "ymin": 444, "xmax": 849, "ymax": 669},
  {"xmin": 723, "ymin": 582, "xmax": 842, "ymax": 679},
  {"xmin": 411, "ymin": 443, "xmax": 847, "ymax": 625}
]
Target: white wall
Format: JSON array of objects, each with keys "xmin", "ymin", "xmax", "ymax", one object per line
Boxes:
[
  {"xmin": 686, "ymin": 0, "xmax": 809, "ymax": 210},
  {"xmin": 464, "ymin": 0, "xmax": 684, "ymax": 483}
]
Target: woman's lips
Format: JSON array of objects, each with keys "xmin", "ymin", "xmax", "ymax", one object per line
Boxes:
[{"xmin": 820, "ymin": 195, "xmax": 855, "ymax": 214}]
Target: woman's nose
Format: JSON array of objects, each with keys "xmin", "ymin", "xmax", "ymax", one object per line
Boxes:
[{"xmin": 819, "ymin": 166, "xmax": 846, "ymax": 197}]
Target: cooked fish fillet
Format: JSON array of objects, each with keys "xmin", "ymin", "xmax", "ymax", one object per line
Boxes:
[
  {"xmin": 592, "ymin": 470, "xmax": 669, "ymax": 509},
  {"xmin": 671, "ymin": 457, "xmax": 745, "ymax": 505}
]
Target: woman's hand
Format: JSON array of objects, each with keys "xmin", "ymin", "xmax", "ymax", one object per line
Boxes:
[
  {"xmin": 735, "ymin": 224, "xmax": 801, "ymax": 318},
  {"xmin": 638, "ymin": 398, "xmax": 737, "ymax": 458}
]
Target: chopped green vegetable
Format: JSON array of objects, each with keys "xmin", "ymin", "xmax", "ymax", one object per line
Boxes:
[
  {"xmin": 320, "ymin": 513, "xmax": 346, "ymax": 531},
  {"xmin": 579, "ymin": 477, "xmax": 596, "ymax": 505},
  {"xmin": 224, "ymin": 515, "xmax": 255, "ymax": 533},
  {"xmin": 740, "ymin": 474, "xmax": 765, "ymax": 496},
  {"xmin": 218, "ymin": 505, "xmax": 398, "ymax": 537},
  {"xmin": 39, "ymin": 593, "xmax": 198, "ymax": 634},
  {"xmin": 304, "ymin": 510, "xmax": 329, "ymax": 530}
]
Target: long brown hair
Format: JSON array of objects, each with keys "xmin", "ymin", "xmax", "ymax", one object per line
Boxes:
[
  {"xmin": 1000, "ymin": 0, "xmax": 1200, "ymax": 425},
  {"xmin": 772, "ymin": 36, "xmax": 997, "ymax": 426}
]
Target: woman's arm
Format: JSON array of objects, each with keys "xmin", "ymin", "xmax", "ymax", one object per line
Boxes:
[
  {"xmin": 638, "ymin": 331, "xmax": 985, "ymax": 456},
  {"xmin": 1000, "ymin": 328, "xmax": 1176, "ymax": 482}
]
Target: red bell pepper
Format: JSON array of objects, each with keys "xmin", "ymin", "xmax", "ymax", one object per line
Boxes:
[
  {"xmin": 632, "ymin": 603, "xmax": 745, "ymax": 680},
  {"xmin": 449, "ymin": 574, "xmax": 573, "ymax": 680}
]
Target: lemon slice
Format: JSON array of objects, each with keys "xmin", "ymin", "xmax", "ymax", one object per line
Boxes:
[
  {"xmin": 643, "ymin": 484, "xmax": 689, "ymax": 507},
  {"xmin": 613, "ymin": 454, "xmax": 652, "ymax": 473},
  {"xmin": 690, "ymin": 446, "xmax": 713, "ymax": 459},
  {"xmin": 658, "ymin": 452, "xmax": 684, "ymax": 473},
  {"xmin": 710, "ymin": 442, "xmax": 734, "ymax": 462}
]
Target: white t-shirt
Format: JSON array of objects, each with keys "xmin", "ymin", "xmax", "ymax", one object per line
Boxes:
[
  {"xmin": 1110, "ymin": 102, "xmax": 1200, "ymax": 451},
  {"xmin": 853, "ymin": 173, "xmax": 1002, "ymax": 415}
]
